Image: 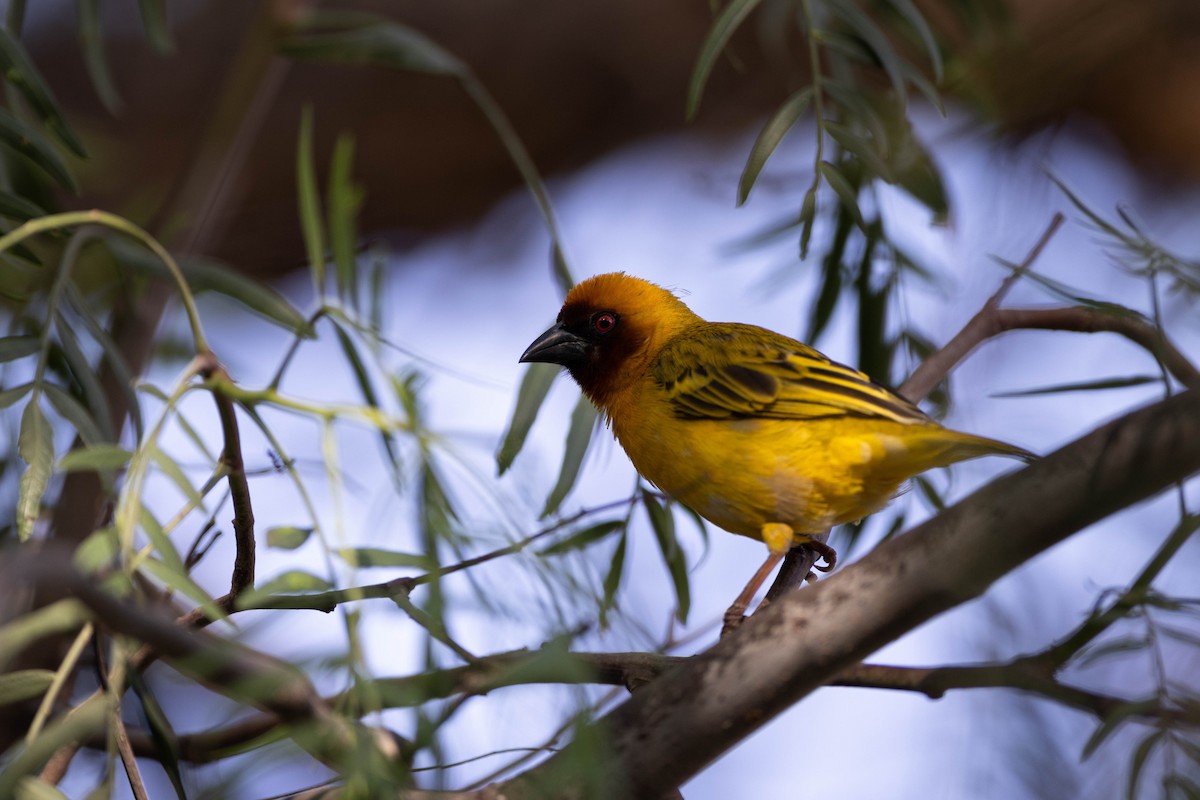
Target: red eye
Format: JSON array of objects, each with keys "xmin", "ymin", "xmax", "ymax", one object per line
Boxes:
[{"xmin": 593, "ymin": 312, "xmax": 617, "ymax": 334}]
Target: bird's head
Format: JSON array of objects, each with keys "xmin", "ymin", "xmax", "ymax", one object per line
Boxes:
[{"xmin": 520, "ymin": 272, "xmax": 698, "ymax": 407}]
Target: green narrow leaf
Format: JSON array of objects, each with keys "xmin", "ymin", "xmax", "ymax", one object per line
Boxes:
[
  {"xmin": 0, "ymin": 601, "xmax": 90, "ymax": 672},
  {"xmin": 139, "ymin": 507, "xmax": 186, "ymax": 573},
  {"xmin": 674, "ymin": 501, "xmax": 711, "ymax": 554},
  {"xmin": 738, "ymin": 88, "xmax": 813, "ymax": 205},
  {"xmin": 281, "ymin": 12, "xmax": 465, "ymax": 75},
  {"xmin": 1074, "ymin": 636, "xmax": 1148, "ymax": 668},
  {"xmin": 282, "ymin": 13, "xmax": 571, "ymax": 290},
  {"xmin": 103, "ymin": 237, "xmax": 313, "ymax": 336},
  {"xmin": 266, "ymin": 525, "xmax": 315, "ymax": 550},
  {"xmin": 57, "ymin": 443, "xmax": 132, "ymax": 472},
  {"xmin": 1126, "ymin": 730, "xmax": 1164, "ymax": 800},
  {"xmin": 128, "ymin": 671, "xmax": 187, "ymax": 800},
  {"xmin": 0, "ymin": 383, "xmax": 34, "ymax": 412},
  {"xmin": 78, "ymin": 0, "xmax": 122, "ymax": 112},
  {"xmin": 140, "ymin": 556, "xmax": 226, "ymax": 623},
  {"xmin": 0, "ymin": 335, "xmax": 38, "ymax": 362},
  {"xmin": 73, "ymin": 526, "xmax": 119, "ymax": 573},
  {"xmin": 600, "ymin": 531, "xmax": 628, "ymax": 623},
  {"xmin": 331, "ymin": 321, "xmax": 401, "ymax": 476},
  {"xmin": 6, "ymin": 696, "xmax": 104, "ymax": 796},
  {"xmin": 496, "ymin": 362, "xmax": 558, "ymax": 474},
  {"xmin": 0, "ymin": 190, "xmax": 46, "ymax": 221},
  {"xmin": 17, "ymin": 399, "xmax": 53, "ymax": 540},
  {"xmin": 897, "ymin": 56, "xmax": 945, "ymax": 115},
  {"xmin": 0, "ymin": 108, "xmax": 79, "ymax": 192},
  {"xmin": 893, "ymin": 136, "xmax": 948, "ymax": 221},
  {"xmin": 542, "ymin": 396, "xmax": 597, "ymax": 517},
  {"xmin": 1051, "ymin": 175, "xmax": 1126, "ymax": 240},
  {"xmin": 53, "ymin": 313, "xmax": 113, "ymax": 440},
  {"xmin": 824, "ymin": 120, "xmax": 892, "ymax": 181},
  {"xmin": 136, "ymin": 0, "xmax": 173, "ymax": 54},
  {"xmin": 368, "ymin": 250, "xmax": 386, "ymax": 332},
  {"xmin": 0, "ymin": 670, "xmax": 54, "ymax": 705},
  {"xmin": 538, "ymin": 519, "xmax": 625, "ymax": 557},
  {"xmin": 821, "ymin": 80, "xmax": 890, "ymax": 149},
  {"xmin": 799, "ymin": 186, "xmax": 818, "ymax": 259},
  {"xmin": 239, "ymin": 570, "xmax": 334, "ymax": 606},
  {"xmin": 817, "ymin": 30, "xmax": 875, "ymax": 65},
  {"xmin": 1081, "ymin": 700, "xmax": 1160, "ymax": 758},
  {"xmin": 887, "ymin": 0, "xmax": 943, "ymax": 81},
  {"xmin": 992, "ymin": 375, "xmax": 1161, "ymax": 398},
  {"xmin": 179, "ymin": 255, "xmax": 313, "ymax": 336},
  {"xmin": 806, "ymin": 252, "xmax": 843, "ymax": 343},
  {"xmin": 827, "ymin": 0, "xmax": 907, "ymax": 102},
  {"xmin": 644, "ymin": 492, "xmax": 690, "ymax": 623},
  {"xmin": 686, "ymin": 0, "xmax": 763, "ymax": 119},
  {"xmin": 149, "ymin": 444, "xmax": 204, "ymax": 509},
  {"xmin": 817, "ymin": 161, "xmax": 865, "ymax": 227},
  {"xmin": 297, "ymin": 106, "xmax": 327, "ymax": 292},
  {"xmin": 327, "ymin": 132, "xmax": 363, "ymax": 305},
  {"xmin": 65, "ymin": 283, "xmax": 144, "ymax": 439},
  {"xmin": 336, "ymin": 547, "xmax": 437, "ymax": 569},
  {"xmin": 7, "ymin": 1, "xmax": 26, "ymax": 34},
  {"xmin": 992, "ymin": 256, "xmax": 1143, "ymax": 316},
  {"xmin": 912, "ymin": 475, "xmax": 946, "ymax": 512},
  {"xmin": 0, "ymin": 27, "xmax": 87, "ymax": 157}
]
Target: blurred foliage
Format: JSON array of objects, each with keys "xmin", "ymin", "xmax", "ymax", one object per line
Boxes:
[{"xmin": 0, "ymin": 1, "xmax": 1196, "ymax": 799}]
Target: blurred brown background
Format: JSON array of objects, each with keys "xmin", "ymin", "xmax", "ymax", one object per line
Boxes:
[{"xmin": 27, "ymin": 0, "xmax": 1200, "ymax": 275}]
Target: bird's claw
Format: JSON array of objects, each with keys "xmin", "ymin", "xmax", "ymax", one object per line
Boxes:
[{"xmin": 807, "ymin": 539, "xmax": 837, "ymax": 572}]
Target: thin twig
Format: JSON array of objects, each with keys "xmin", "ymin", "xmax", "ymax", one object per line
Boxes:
[
  {"xmin": 239, "ymin": 495, "xmax": 647, "ymax": 613},
  {"xmin": 37, "ymin": 742, "xmax": 81, "ymax": 785},
  {"xmin": 197, "ymin": 353, "xmax": 257, "ymax": 598},
  {"xmin": 114, "ymin": 714, "xmax": 150, "ymax": 800},
  {"xmin": 900, "ymin": 213, "xmax": 1065, "ymax": 402}
]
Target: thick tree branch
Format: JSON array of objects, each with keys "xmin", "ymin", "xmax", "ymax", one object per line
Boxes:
[
  {"xmin": 103, "ymin": 641, "xmax": 1198, "ymax": 768},
  {"xmin": 499, "ymin": 389, "xmax": 1200, "ymax": 798}
]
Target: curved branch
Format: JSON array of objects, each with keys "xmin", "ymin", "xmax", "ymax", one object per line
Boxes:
[
  {"xmin": 197, "ymin": 353, "xmax": 256, "ymax": 598},
  {"xmin": 501, "ymin": 389, "xmax": 1200, "ymax": 798},
  {"xmin": 901, "ymin": 305, "xmax": 1200, "ymax": 402}
]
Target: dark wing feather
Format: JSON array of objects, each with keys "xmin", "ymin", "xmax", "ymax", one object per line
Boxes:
[{"xmin": 652, "ymin": 323, "xmax": 928, "ymax": 424}]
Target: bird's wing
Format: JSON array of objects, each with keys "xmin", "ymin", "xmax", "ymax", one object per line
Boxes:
[{"xmin": 652, "ymin": 323, "xmax": 929, "ymax": 423}]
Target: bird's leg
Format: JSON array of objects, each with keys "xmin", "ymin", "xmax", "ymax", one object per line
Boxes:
[
  {"xmin": 720, "ymin": 523, "xmax": 793, "ymax": 637},
  {"xmin": 721, "ymin": 550, "xmax": 783, "ymax": 636}
]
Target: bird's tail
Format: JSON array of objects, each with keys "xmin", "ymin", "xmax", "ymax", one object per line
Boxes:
[
  {"xmin": 905, "ymin": 426, "xmax": 1037, "ymax": 469},
  {"xmin": 941, "ymin": 430, "xmax": 1037, "ymax": 465}
]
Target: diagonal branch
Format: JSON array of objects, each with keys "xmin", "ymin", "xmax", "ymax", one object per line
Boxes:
[{"xmin": 499, "ymin": 389, "xmax": 1200, "ymax": 798}]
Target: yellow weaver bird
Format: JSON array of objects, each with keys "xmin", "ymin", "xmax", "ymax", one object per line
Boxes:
[{"xmin": 521, "ymin": 273, "xmax": 1033, "ymax": 623}]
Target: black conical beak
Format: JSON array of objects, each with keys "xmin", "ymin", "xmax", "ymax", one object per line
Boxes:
[{"xmin": 520, "ymin": 323, "xmax": 589, "ymax": 368}]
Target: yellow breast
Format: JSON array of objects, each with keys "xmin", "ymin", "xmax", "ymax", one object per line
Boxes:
[{"xmin": 608, "ymin": 378, "xmax": 924, "ymax": 539}]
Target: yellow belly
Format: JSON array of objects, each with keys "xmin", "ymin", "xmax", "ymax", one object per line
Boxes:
[
  {"xmin": 615, "ymin": 415, "xmax": 909, "ymax": 537},
  {"xmin": 607, "ymin": 385, "xmax": 987, "ymax": 541}
]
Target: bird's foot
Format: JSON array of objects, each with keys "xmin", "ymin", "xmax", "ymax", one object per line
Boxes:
[{"xmin": 806, "ymin": 539, "xmax": 838, "ymax": 572}]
